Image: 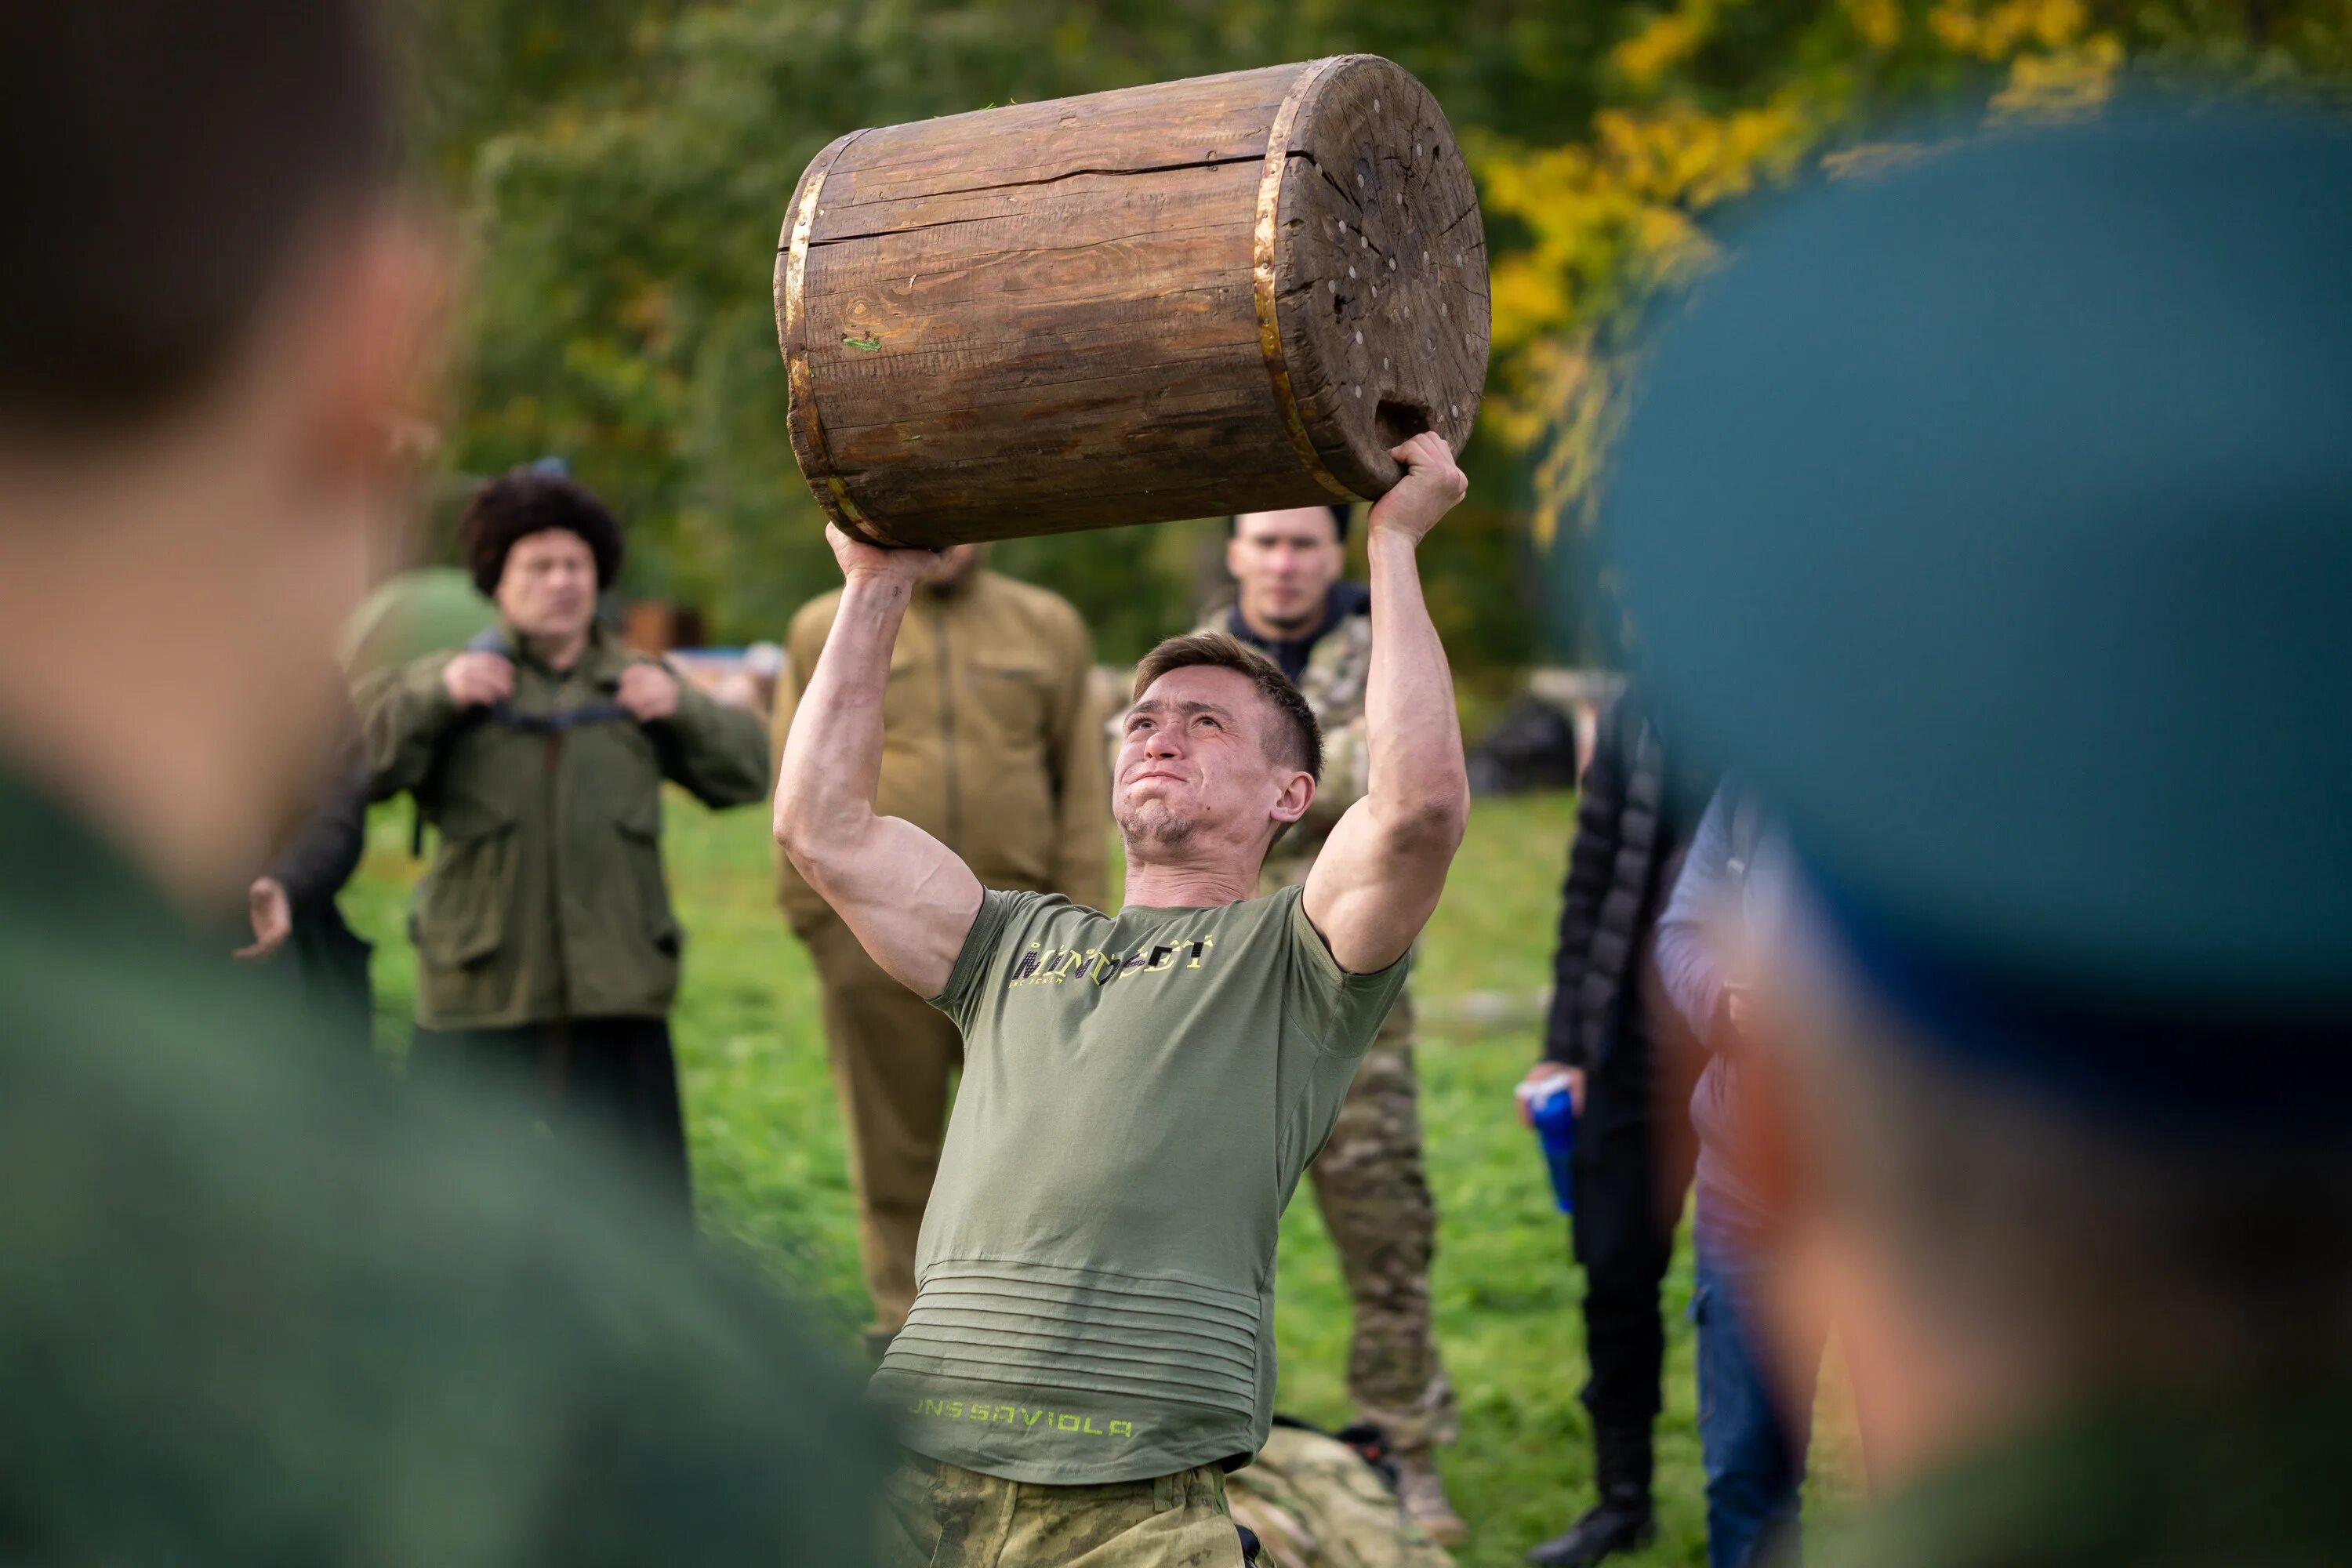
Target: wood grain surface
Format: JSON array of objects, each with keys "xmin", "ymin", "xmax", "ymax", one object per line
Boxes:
[{"xmin": 774, "ymin": 57, "xmax": 1490, "ymax": 548}]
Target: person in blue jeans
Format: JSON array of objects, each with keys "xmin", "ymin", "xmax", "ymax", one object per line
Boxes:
[
  {"xmin": 1592, "ymin": 103, "xmax": 2352, "ymax": 1568},
  {"xmin": 1657, "ymin": 783, "xmax": 1827, "ymax": 1568}
]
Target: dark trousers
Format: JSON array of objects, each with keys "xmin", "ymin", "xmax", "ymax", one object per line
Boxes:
[
  {"xmin": 1570, "ymin": 1011, "xmax": 1699, "ymax": 1433},
  {"xmin": 410, "ymin": 1015, "xmax": 692, "ymax": 1220}
]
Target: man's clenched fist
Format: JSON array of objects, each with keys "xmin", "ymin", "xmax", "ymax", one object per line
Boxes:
[
  {"xmin": 233, "ymin": 877, "xmax": 292, "ymax": 963},
  {"xmin": 616, "ymin": 662, "xmax": 681, "ymax": 724},
  {"xmin": 441, "ymin": 650, "xmax": 514, "ymax": 709},
  {"xmin": 825, "ymin": 521, "xmax": 942, "ymax": 588},
  {"xmin": 1367, "ymin": 432, "xmax": 1469, "ymax": 545}
]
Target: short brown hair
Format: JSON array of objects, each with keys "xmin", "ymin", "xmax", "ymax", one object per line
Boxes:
[{"xmin": 1131, "ymin": 632, "xmax": 1323, "ymax": 782}]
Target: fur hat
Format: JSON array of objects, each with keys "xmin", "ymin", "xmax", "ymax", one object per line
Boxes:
[{"xmin": 459, "ymin": 468, "xmax": 623, "ymax": 597}]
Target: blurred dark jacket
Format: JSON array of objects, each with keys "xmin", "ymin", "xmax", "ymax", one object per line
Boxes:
[
  {"xmin": 261, "ymin": 727, "xmax": 373, "ymax": 1045},
  {"xmin": 358, "ymin": 622, "xmax": 768, "ymax": 1027},
  {"xmin": 1544, "ymin": 693, "xmax": 1702, "ymax": 1071},
  {"xmin": 772, "ymin": 568, "xmax": 1108, "ymax": 929},
  {"xmin": 0, "ymin": 766, "xmax": 887, "ymax": 1559}
]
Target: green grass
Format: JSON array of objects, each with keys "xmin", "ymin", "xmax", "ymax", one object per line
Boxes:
[{"xmin": 347, "ymin": 791, "xmax": 1859, "ymax": 1566}]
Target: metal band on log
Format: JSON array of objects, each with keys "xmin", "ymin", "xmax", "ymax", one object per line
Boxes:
[{"xmin": 771, "ymin": 56, "xmax": 1490, "ymax": 550}]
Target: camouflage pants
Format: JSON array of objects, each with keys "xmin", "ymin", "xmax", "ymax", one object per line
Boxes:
[
  {"xmin": 1309, "ymin": 987, "xmax": 1457, "ymax": 1454},
  {"xmin": 880, "ymin": 1454, "xmax": 1244, "ymax": 1567},
  {"xmin": 1227, "ymin": 1425, "xmax": 1455, "ymax": 1568}
]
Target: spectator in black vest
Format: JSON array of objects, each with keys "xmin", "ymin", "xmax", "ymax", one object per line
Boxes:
[
  {"xmin": 1521, "ymin": 689, "xmax": 1709, "ymax": 1566},
  {"xmin": 233, "ymin": 702, "xmax": 374, "ymax": 1049}
]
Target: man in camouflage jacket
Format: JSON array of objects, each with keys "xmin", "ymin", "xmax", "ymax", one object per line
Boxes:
[{"xmin": 1207, "ymin": 504, "xmax": 1462, "ymax": 1545}]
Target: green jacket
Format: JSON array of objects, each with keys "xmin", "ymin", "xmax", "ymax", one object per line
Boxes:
[
  {"xmin": 1820, "ymin": 1392, "xmax": 2352, "ymax": 1568},
  {"xmin": 0, "ymin": 767, "xmax": 886, "ymax": 1561},
  {"xmin": 358, "ymin": 622, "xmax": 769, "ymax": 1028}
]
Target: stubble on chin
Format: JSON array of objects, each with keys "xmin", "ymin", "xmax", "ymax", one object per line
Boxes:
[
  {"xmin": 1115, "ymin": 797, "xmax": 1196, "ymax": 855},
  {"xmin": 1260, "ymin": 604, "xmax": 1319, "ymax": 638}
]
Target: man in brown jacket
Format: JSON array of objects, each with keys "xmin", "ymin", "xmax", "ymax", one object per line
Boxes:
[{"xmin": 772, "ymin": 544, "xmax": 1108, "ymax": 1350}]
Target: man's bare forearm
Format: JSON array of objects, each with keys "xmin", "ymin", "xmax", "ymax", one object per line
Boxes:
[
  {"xmin": 1363, "ymin": 528, "xmax": 1470, "ymax": 841},
  {"xmin": 773, "ymin": 573, "xmax": 910, "ymax": 862},
  {"xmin": 1300, "ymin": 435, "xmax": 1471, "ymax": 972}
]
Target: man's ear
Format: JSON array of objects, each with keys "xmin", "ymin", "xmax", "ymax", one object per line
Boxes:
[
  {"xmin": 303, "ymin": 206, "xmax": 453, "ymax": 488},
  {"xmin": 1225, "ymin": 534, "xmax": 1249, "ymax": 584},
  {"xmin": 1270, "ymin": 771, "xmax": 1315, "ymax": 826}
]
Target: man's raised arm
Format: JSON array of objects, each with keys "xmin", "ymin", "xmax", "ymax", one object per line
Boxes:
[
  {"xmin": 773, "ymin": 526, "xmax": 984, "ymax": 1000},
  {"xmin": 1302, "ymin": 434, "xmax": 1473, "ymax": 973}
]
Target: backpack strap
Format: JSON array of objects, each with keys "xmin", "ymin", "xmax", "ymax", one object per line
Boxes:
[{"xmin": 463, "ymin": 629, "xmax": 635, "ymax": 731}]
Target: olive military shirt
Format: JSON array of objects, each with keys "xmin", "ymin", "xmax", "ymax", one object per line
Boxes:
[
  {"xmin": 1820, "ymin": 1392, "xmax": 2352, "ymax": 1568},
  {"xmin": 0, "ymin": 769, "xmax": 886, "ymax": 1562},
  {"xmin": 869, "ymin": 885, "xmax": 1408, "ymax": 1484}
]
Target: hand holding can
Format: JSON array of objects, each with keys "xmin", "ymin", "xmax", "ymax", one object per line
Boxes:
[{"xmin": 1515, "ymin": 1076, "xmax": 1578, "ymax": 1215}]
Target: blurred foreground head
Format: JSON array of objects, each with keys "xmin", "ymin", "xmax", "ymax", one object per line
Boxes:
[
  {"xmin": 0, "ymin": 1, "xmax": 440, "ymax": 904},
  {"xmin": 1606, "ymin": 104, "xmax": 2352, "ymax": 1492},
  {"xmin": 0, "ymin": 13, "xmax": 890, "ymax": 1561}
]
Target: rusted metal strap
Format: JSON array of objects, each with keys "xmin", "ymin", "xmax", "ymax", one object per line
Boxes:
[{"xmin": 778, "ymin": 128, "xmax": 902, "ymax": 548}]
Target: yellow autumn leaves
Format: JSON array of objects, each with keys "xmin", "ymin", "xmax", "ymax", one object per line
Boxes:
[{"xmin": 1477, "ymin": 0, "xmax": 2127, "ymax": 545}]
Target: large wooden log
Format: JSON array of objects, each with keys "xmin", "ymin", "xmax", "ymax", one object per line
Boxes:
[{"xmin": 775, "ymin": 56, "xmax": 1490, "ymax": 549}]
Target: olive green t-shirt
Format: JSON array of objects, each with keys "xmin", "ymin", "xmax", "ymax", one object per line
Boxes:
[{"xmin": 869, "ymin": 884, "xmax": 1409, "ymax": 1484}]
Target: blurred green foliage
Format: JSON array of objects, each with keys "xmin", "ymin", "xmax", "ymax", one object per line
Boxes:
[{"xmin": 407, "ymin": 0, "xmax": 2351, "ymax": 668}]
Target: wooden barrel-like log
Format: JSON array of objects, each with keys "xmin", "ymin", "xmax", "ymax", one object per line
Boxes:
[{"xmin": 775, "ymin": 56, "xmax": 1489, "ymax": 549}]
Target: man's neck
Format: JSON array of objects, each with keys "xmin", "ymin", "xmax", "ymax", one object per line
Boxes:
[
  {"xmin": 924, "ymin": 569, "xmax": 980, "ymax": 601},
  {"xmin": 1120, "ymin": 858, "xmax": 1261, "ymax": 910},
  {"xmin": 0, "ymin": 437, "xmax": 325, "ymax": 913},
  {"xmin": 1235, "ymin": 591, "xmax": 1328, "ymax": 645},
  {"xmin": 519, "ymin": 626, "xmax": 590, "ymax": 672}
]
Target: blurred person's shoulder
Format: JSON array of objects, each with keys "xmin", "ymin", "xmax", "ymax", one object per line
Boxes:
[
  {"xmin": 1818, "ymin": 1393, "xmax": 2352, "ymax": 1568},
  {"xmin": 971, "ymin": 569, "xmax": 1090, "ymax": 650},
  {"xmin": 0, "ymin": 781, "xmax": 885, "ymax": 1560},
  {"xmin": 1323, "ymin": 580, "xmax": 1373, "ymax": 639},
  {"xmin": 1305, "ymin": 583, "xmax": 1374, "ymax": 662},
  {"xmin": 782, "ymin": 588, "xmax": 849, "ymax": 672},
  {"xmin": 353, "ymin": 641, "xmax": 463, "ymax": 693},
  {"xmin": 1298, "ymin": 588, "xmax": 1374, "ymax": 708}
]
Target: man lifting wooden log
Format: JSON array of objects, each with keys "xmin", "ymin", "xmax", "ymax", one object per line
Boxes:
[{"xmin": 773, "ymin": 432, "xmax": 1471, "ymax": 1566}]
